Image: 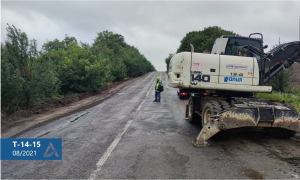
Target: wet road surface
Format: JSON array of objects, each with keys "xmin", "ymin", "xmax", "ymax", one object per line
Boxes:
[{"xmin": 2, "ymin": 71, "xmax": 300, "ymax": 179}]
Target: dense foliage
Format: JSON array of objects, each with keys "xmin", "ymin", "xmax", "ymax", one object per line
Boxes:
[
  {"xmin": 165, "ymin": 56, "xmax": 172, "ymax": 73},
  {"xmin": 176, "ymin": 26, "xmax": 239, "ymax": 53},
  {"xmin": 1, "ymin": 25, "xmax": 155, "ymax": 114},
  {"xmin": 269, "ymin": 66, "xmax": 296, "ymax": 93},
  {"xmin": 165, "ymin": 26, "xmax": 238, "ymax": 72}
]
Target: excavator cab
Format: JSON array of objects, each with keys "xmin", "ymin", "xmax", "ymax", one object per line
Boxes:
[
  {"xmin": 224, "ymin": 37, "xmax": 263, "ymax": 60},
  {"xmin": 212, "ymin": 34, "xmax": 300, "ymax": 85},
  {"xmin": 212, "ymin": 35, "xmax": 264, "ymax": 60}
]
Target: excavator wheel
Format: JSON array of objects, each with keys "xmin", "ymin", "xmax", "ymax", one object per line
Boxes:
[
  {"xmin": 264, "ymin": 127, "xmax": 296, "ymax": 139},
  {"xmin": 187, "ymin": 96, "xmax": 200, "ymax": 124},
  {"xmin": 210, "ymin": 101, "xmax": 223, "ymax": 111},
  {"xmin": 219, "ymin": 100, "xmax": 231, "ymax": 111},
  {"xmin": 202, "ymin": 101, "xmax": 222, "ymax": 126}
]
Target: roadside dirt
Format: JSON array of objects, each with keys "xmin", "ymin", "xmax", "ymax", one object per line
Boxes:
[{"xmin": 1, "ymin": 72, "xmax": 153, "ymax": 138}]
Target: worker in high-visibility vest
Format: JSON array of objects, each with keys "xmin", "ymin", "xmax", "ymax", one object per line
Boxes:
[{"xmin": 153, "ymin": 77, "xmax": 162, "ymax": 102}]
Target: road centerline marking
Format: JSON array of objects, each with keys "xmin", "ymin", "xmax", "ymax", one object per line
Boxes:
[
  {"xmin": 136, "ymin": 99, "xmax": 145, "ymax": 111},
  {"xmin": 88, "ymin": 75, "xmax": 154, "ymax": 180},
  {"xmin": 146, "ymin": 75, "xmax": 156, "ymax": 97},
  {"xmin": 87, "ymin": 120, "xmax": 133, "ymax": 180},
  {"xmin": 146, "ymin": 83, "xmax": 154, "ymax": 97},
  {"xmin": 88, "ymin": 73, "xmax": 157, "ymax": 180}
]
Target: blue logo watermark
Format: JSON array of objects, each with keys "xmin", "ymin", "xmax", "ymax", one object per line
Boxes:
[
  {"xmin": 224, "ymin": 77, "xmax": 243, "ymax": 83},
  {"xmin": 1, "ymin": 138, "xmax": 62, "ymax": 160}
]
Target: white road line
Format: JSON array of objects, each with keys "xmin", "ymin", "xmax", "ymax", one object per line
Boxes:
[
  {"xmin": 136, "ymin": 99, "xmax": 145, "ymax": 111},
  {"xmin": 146, "ymin": 75, "xmax": 156, "ymax": 97},
  {"xmin": 146, "ymin": 84, "xmax": 154, "ymax": 97},
  {"xmin": 87, "ymin": 120, "xmax": 133, "ymax": 180},
  {"xmin": 88, "ymin": 74, "xmax": 155, "ymax": 180}
]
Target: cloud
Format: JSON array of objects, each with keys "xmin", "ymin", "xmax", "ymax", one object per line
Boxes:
[{"xmin": 2, "ymin": 1, "xmax": 300, "ymax": 71}]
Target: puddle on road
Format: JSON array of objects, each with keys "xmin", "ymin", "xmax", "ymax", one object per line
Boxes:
[{"xmin": 244, "ymin": 169, "xmax": 264, "ymax": 179}]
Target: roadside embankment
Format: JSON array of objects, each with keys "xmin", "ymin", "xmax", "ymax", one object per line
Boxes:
[{"xmin": 1, "ymin": 72, "xmax": 153, "ymax": 138}]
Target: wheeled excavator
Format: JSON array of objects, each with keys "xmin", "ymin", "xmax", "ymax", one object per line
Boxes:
[{"xmin": 168, "ymin": 33, "xmax": 300, "ymax": 147}]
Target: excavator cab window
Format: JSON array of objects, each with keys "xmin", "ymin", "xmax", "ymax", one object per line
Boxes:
[
  {"xmin": 225, "ymin": 38, "xmax": 263, "ymax": 60},
  {"xmin": 211, "ymin": 38, "xmax": 221, "ymax": 54}
]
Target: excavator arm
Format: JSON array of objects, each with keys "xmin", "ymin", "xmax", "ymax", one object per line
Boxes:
[
  {"xmin": 261, "ymin": 41, "xmax": 300, "ymax": 84},
  {"xmin": 236, "ymin": 41, "xmax": 300, "ymax": 85}
]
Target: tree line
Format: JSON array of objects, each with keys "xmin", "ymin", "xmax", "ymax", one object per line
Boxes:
[
  {"xmin": 165, "ymin": 26, "xmax": 296, "ymax": 93},
  {"xmin": 1, "ymin": 24, "xmax": 156, "ymax": 114}
]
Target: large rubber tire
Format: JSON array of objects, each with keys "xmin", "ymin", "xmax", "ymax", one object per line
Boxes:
[
  {"xmin": 187, "ymin": 97, "xmax": 200, "ymax": 124},
  {"xmin": 264, "ymin": 127, "xmax": 296, "ymax": 139},
  {"xmin": 202, "ymin": 101, "xmax": 222, "ymax": 126},
  {"xmin": 219, "ymin": 100, "xmax": 231, "ymax": 111}
]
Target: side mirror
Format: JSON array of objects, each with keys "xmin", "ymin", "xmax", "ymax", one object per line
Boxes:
[{"xmin": 263, "ymin": 45, "xmax": 268, "ymax": 49}]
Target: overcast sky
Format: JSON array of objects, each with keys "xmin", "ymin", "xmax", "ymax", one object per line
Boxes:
[{"xmin": 1, "ymin": 0, "xmax": 300, "ymax": 71}]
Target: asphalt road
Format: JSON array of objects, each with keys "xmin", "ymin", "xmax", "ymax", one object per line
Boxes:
[{"xmin": 2, "ymin": 72, "xmax": 300, "ymax": 179}]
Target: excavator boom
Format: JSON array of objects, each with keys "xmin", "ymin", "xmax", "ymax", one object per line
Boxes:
[{"xmin": 260, "ymin": 41, "xmax": 300, "ymax": 84}]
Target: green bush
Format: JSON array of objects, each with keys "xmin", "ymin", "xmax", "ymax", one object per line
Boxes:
[
  {"xmin": 1, "ymin": 25, "xmax": 155, "ymax": 115},
  {"xmin": 92, "ymin": 31, "xmax": 155, "ymax": 78},
  {"xmin": 176, "ymin": 26, "xmax": 239, "ymax": 53},
  {"xmin": 165, "ymin": 56, "xmax": 172, "ymax": 73},
  {"xmin": 1, "ymin": 25, "xmax": 60, "ymax": 114},
  {"xmin": 269, "ymin": 65, "xmax": 295, "ymax": 93}
]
